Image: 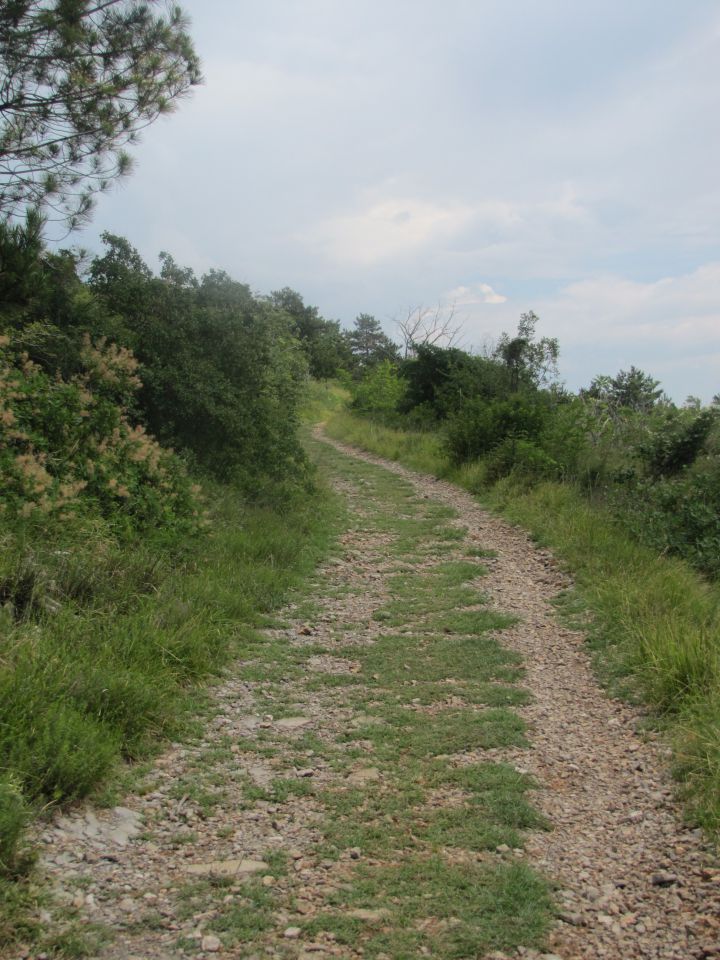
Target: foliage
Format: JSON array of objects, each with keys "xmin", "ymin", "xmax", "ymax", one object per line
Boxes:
[
  {"xmin": 637, "ymin": 408, "xmax": 717, "ymax": 478},
  {"xmin": 445, "ymin": 393, "xmax": 550, "ymax": 465},
  {"xmin": 344, "ymin": 313, "xmax": 399, "ymax": 373},
  {"xmin": 89, "ymin": 238, "xmax": 310, "ymax": 488},
  {"xmin": 400, "ymin": 343, "xmax": 509, "ymax": 419},
  {"xmin": 0, "ymin": 329, "xmax": 199, "ymax": 537},
  {"xmin": 0, "ymin": 0, "xmax": 201, "ymax": 228},
  {"xmin": 492, "ymin": 311, "xmax": 559, "ymax": 390},
  {"xmin": 483, "ymin": 438, "xmax": 560, "ymax": 486},
  {"xmin": 350, "ymin": 360, "xmax": 406, "ymax": 418},
  {"xmin": 583, "ymin": 366, "xmax": 665, "ymax": 413},
  {"xmin": 270, "ymin": 287, "xmax": 350, "ymax": 379}
]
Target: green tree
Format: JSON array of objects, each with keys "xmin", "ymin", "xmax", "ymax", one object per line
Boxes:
[
  {"xmin": 270, "ymin": 287, "xmax": 349, "ymax": 378},
  {"xmin": 583, "ymin": 366, "xmax": 664, "ymax": 413},
  {"xmin": 351, "ymin": 360, "xmax": 406, "ymax": 418},
  {"xmin": 345, "ymin": 313, "xmax": 399, "ymax": 372},
  {"xmin": 0, "ymin": 0, "xmax": 201, "ymax": 227},
  {"xmin": 90, "ymin": 237, "xmax": 309, "ymax": 487},
  {"xmin": 493, "ymin": 311, "xmax": 559, "ymax": 390}
]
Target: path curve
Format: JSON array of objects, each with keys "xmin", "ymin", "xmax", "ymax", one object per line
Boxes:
[{"xmin": 319, "ymin": 430, "xmax": 719, "ymax": 960}]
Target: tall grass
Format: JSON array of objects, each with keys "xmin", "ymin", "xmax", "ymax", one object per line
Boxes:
[
  {"xmin": 0, "ymin": 476, "xmax": 341, "ymax": 943},
  {"xmin": 321, "ymin": 404, "xmax": 720, "ymax": 833}
]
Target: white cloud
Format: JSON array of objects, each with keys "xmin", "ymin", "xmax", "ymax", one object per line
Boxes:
[
  {"xmin": 545, "ymin": 264, "xmax": 720, "ymax": 348},
  {"xmin": 446, "ymin": 282, "xmax": 507, "ymax": 305},
  {"xmin": 307, "ymin": 194, "xmax": 475, "ymax": 265}
]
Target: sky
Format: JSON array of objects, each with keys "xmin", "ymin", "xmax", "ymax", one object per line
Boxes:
[{"xmin": 77, "ymin": 0, "xmax": 720, "ymax": 402}]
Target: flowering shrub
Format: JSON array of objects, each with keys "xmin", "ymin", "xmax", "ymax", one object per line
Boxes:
[{"xmin": 0, "ymin": 329, "xmax": 200, "ymax": 533}]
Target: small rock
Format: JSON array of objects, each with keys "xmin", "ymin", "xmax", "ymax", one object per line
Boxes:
[
  {"xmin": 347, "ymin": 908, "xmax": 389, "ymax": 921},
  {"xmin": 186, "ymin": 859, "xmax": 268, "ymax": 878},
  {"xmin": 201, "ymin": 934, "xmax": 221, "ymax": 952},
  {"xmin": 347, "ymin": 767, "xmax": 381, "ymax": 786},
  {"xmin": 557, "ymin": 911, "xmax": 583, "ymax": 926},
  {"xmin": 284, "ymin": 926, "xmax": 302, "ymax": 939},
  {"xmin": 651, "ymin": 871, "xmax": 678, "ymax": 887},
  {"xmin": 276, "ymin": 717, "xmax": 310, "ymax": 730}
]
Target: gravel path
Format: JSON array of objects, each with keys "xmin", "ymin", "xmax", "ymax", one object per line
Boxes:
[
  {"xmin": 10, "ymin": 432, "xmax": 718, "ymax": 960},
  {"xmin": 320, "ymin": 433, "xmax": 720, "ymax": 960}
]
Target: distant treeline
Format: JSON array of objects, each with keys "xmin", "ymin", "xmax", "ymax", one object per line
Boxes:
[{"xmin": 340, "ymin": 313, "xmax": 720, "ymax": 579}]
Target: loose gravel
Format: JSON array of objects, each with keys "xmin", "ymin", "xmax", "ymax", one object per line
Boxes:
[{"xmin": 9, "ymin": 433, "xmax": 718, "ymax": 960}]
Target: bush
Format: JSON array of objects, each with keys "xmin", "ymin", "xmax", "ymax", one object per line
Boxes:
[
  {"xmin": 351, "ymin": 361, "xmax": 406, "ymax": 418},
  {"xmin": 89, "ymin": 238, "xmax": 310, "ymax": 488},
  {"xmin": 0, "ymin": 331, "xmax": 200, "ymax": 536},
  {"xmin": 445, "ymin": 394, "xmax": 549, "ymax": 465},
  {"xmin": 484, "ymin": 438, "xmax": 560, "ymax": 486},
  {"xmin": 614, "ymin": 461, "xmax": 720, "ymax": 577},
  {"xmin": 638, "ymin": 408, "xmax": 717, "ymax": 478}
]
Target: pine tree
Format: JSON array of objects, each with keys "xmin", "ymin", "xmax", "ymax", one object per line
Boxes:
[{"xmin": 0, "ymin": 1, "xmax": 201, "ymax": 229}]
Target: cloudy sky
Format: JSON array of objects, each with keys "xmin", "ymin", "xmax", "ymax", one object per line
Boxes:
[{"xmin": 80, "ymin": 0, "xmax": 720, "ymax": 401}]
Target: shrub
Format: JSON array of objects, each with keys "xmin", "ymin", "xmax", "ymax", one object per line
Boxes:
[
  {"xmin": 0, "ymin": 331, "xmax": 200, "ymax": 535},
  {"xmin": 638, "ymin": 408, "xmax": 717, "ymax": 478},
  {"xmin": 351, "ymin": 360, "xmax": 406, "ymax": 418},
  {"xmin": 445, "ymin": 394, "xmax": 548, "ymax": 465},
  {"xmin": 484, "ymin": 438, "xmax": 560, "ymax": 487}
]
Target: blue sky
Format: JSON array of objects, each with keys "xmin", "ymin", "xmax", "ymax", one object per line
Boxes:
[{"xmin": 78, "ymin": 0, "xmax": 720, "ymax": 401}]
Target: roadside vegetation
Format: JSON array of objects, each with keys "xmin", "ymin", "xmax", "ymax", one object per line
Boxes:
[
  {"xmin": 0, "ymin": 214, "xmax": 345, "ymax": 946},
  {"xmin": 314, "ymin": 312, "xmax": 720, "ymax": 834}
]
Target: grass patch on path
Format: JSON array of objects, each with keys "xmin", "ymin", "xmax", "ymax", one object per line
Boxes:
[
  {"xmin": 321, "ymin": 403, "xmax": 720, "ymax": 834},
  {"xmin": 280, "ymin": 435, "xmax": 553, "ymax": 959}
]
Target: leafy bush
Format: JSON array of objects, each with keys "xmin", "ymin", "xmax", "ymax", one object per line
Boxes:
[
  {"xmin": 484, "ymin": 438, "xmax": 560, "ymax": 486},
  {"xmin": 638, "ymin": 408, "xmax": 717, "ymax": 477},
  {"xmin": 614, "ymin": 462, "xmax": 720, "ymax": 577},
  {"xmin": 0, "ymin": 331, "xmax": 200, "ymax": 536},
  {"xmin": 445, "ymin": 394, "xmax": 549, "ymax": 465},
  {"xmin": 90, "ymin": 237, "xmax": 310, "ymax": 489},
  {"xmin": 351, "ymin": 360, "xmax": 406, "ymax": 418}
]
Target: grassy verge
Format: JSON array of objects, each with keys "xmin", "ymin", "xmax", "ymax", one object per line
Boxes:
[
  {"xmin": 321, "ymin": 396, "xmax": 720, "ymax": 834},
  {"xmin": 0, "ymin": 477, "xmax": 341, "ymax": 951}
]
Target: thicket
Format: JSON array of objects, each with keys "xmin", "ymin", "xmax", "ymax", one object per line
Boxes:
[
  {"xmin": 345, "ymin": 317, "xmax": 720, "ymax": 579},
  {"xmin": 0, "ymin": 212, "xmax": 336, "ymax": 919}
]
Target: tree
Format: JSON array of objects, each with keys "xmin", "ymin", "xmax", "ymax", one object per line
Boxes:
[
  {"xmin": 345, "ymin": 314, "xmax": 399, "ymax": 372},
  {"xmin": 396, "ymin": 303, "xmax": 463, "ymax": 359},
  {"xmin": 270, "ymin": 287, "xmax": 350, "ymax": 378},
  {"xmin": 583, "ymin": 366, "xmax": 664, "ymax": 413},
  {"xmin": 493, "ymin": 311, "xmax": 559, "ymax": 390},
  {"xmin": 0, "ymin": 0, "xmax": 201, "ymax": 228}
]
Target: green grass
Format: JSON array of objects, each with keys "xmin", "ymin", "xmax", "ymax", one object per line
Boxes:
[
  {"xmin": 280, "ymin": 433, "xmax": 553, "ymax": 959},
  {"xmin": 321, "ymin": 399, "xmax": 720, "ymax": 833},
  {"xmin": 305, "ymin": 857, "xmax": 551, "ymax": 959},
  {"xmin": 0, "ymin": 477, "xmax": 343, "ymax": 950},
  {"xmin": 174, "ymin": 876, "xmax": 275, "ymax": 948}
]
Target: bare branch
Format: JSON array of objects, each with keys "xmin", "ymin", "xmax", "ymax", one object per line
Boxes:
[{"xmin": 395, "ymin": 303, "xmax": 465, "ymax": 358}]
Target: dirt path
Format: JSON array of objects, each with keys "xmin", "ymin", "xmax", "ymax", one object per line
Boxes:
[{"xmin": 14, "ymin": 433, "xmax": 719, "ymax": 960}]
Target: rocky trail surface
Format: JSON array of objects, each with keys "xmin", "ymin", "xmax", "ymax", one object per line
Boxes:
[{"xmin": 11, "ymin": 433, "xmax": 719, "ymax": 960}]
